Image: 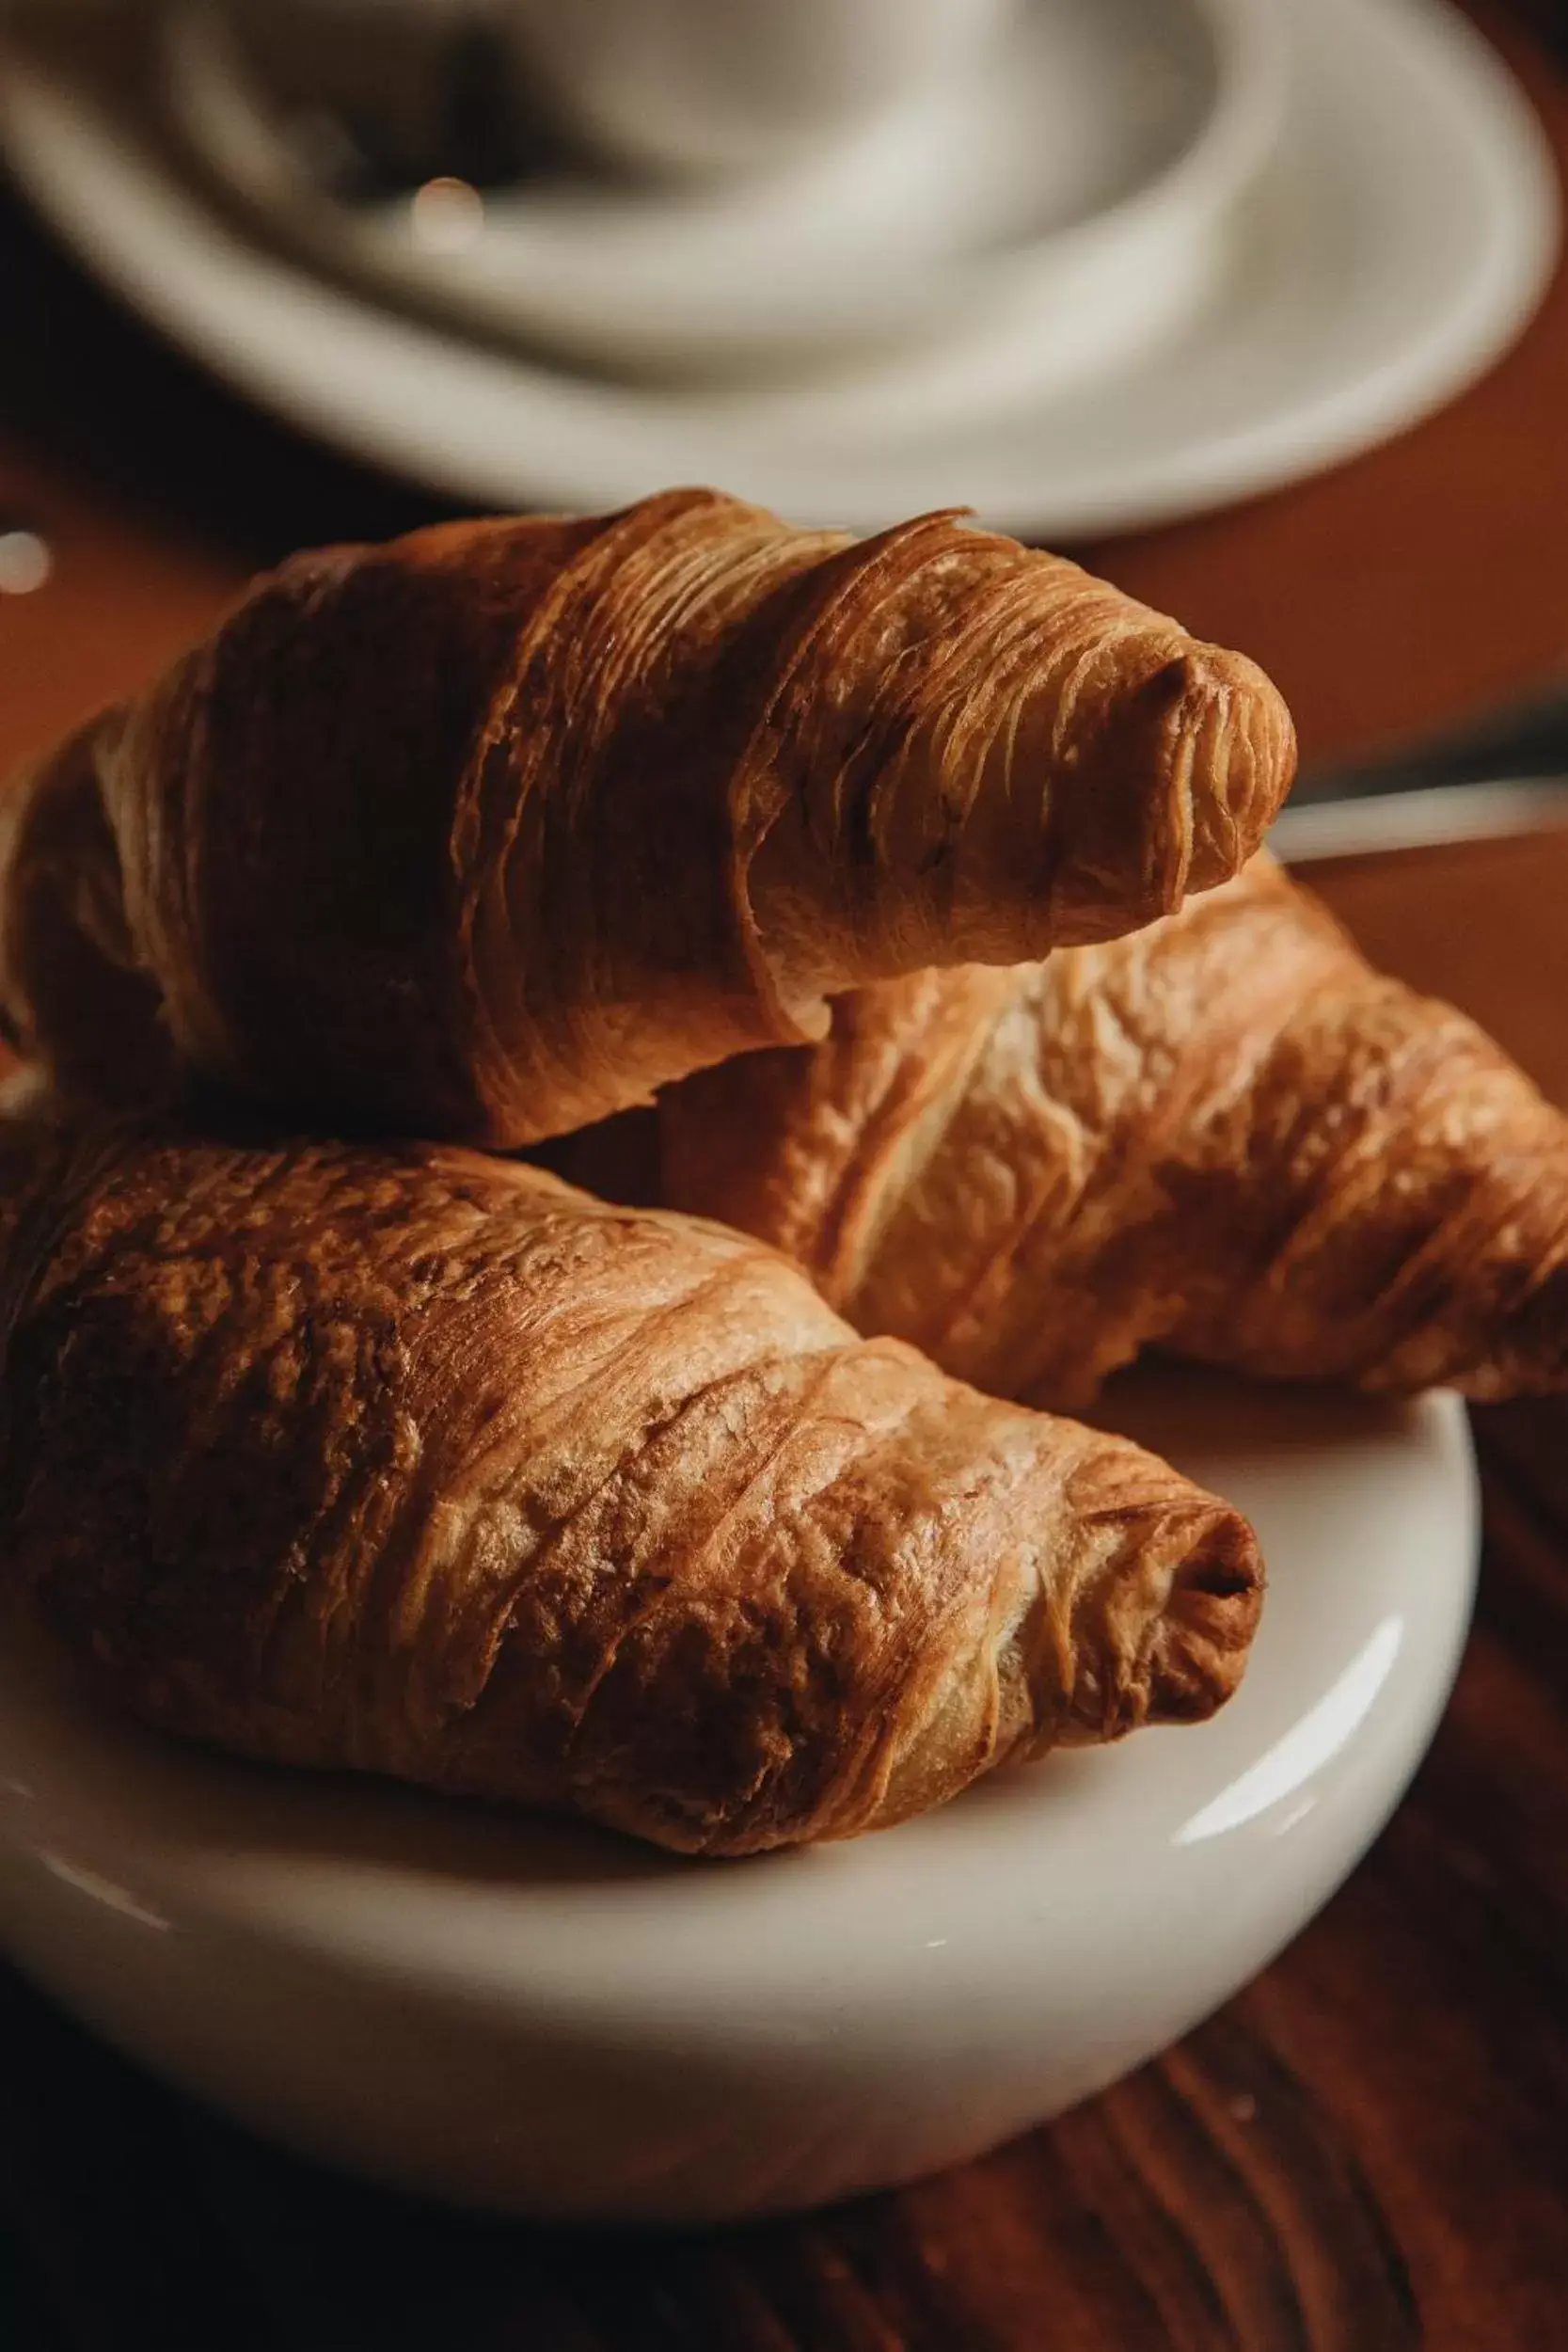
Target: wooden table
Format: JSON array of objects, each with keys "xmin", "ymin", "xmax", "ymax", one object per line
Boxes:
[{"xmin": 4, "ymin": 7, "xmax": 1568, "ymax": 2344}]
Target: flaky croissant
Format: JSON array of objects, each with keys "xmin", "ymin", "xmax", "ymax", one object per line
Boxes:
[
  {"xmin": 0, "ymin": 489, "xmax": 1293, "ymax": 1145},
  {"xmin": 651, "ymin": 857, "xmax": 1568, "ymax": 1407},
  {"xmin": 0, "ymin": 1116, "xmax": 1259, "ymax": 1855}
]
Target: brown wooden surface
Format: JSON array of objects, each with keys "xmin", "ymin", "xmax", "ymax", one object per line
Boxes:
[{"xmin": 4, "ymin": 6, "xmax": 1568, "ymax": 2346}]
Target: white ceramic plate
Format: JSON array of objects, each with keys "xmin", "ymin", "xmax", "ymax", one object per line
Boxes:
[
  {"xmin": 0, "ymin": 1373, "xmax": 1476, "ymax": 2225},
  {"xmin": 0, "ymin": 0, "xmax": 1555, "ymax": 532},
  {"xmin": 158, "ymin": 0, "xmax": 1284, "ymax": 380}
]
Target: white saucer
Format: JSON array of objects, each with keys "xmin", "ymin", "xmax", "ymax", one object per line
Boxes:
[
  {"xmin": 0, "ymin": 1374, "xmax": 1476, "ymax": 2224},
  {"xmin": 0, "ymin": 0, "xmax": 1554, "ymax": 532},
  {"xmin": 159, "ymin": 0, "xmax": 1284, "ymax": 382}
]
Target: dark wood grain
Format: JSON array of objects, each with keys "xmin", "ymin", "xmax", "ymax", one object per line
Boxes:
[{"xmin": 4, "ymin": 4, "xmax": 1568, "ymax": 2345}]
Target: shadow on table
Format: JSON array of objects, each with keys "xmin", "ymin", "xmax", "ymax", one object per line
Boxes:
[{"xmin": 0, "ymin": 175, "xmax": 454, "ymax": 569}]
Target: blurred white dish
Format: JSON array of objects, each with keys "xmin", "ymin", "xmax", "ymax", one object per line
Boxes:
[
  {"xmin": 0, "ymin": 1374, "xmax": 1475, "ymax": 2225},
  {"xmin": 0, "ymin": 0, "xmax": 1555, "ymax": 532},
  {"xmin": 433, "ymin": 0, "xmax": 1022, "ymax": 184},
  {"xmin": 160, "ymin": 0, "xmax": 1284, "ymax": 380}
]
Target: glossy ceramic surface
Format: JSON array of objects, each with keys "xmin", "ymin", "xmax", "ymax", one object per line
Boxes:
[
  {"xmin": 159, "ymin": 0, "xmax": 1281, "ymax": 378},
  {"xmin": 0, "ymin": 1374, "xmax": 1478, "ymax": 2224},
  {"xmin": 0, "ymin": 0, "xmax": 1552, "ymax": 531},
  {"xmin": 494, "ymin": 0, "xmax": 1022, "ymax": 181}
]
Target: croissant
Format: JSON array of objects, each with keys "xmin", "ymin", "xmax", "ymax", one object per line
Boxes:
[
  {"xmin": 0, "ymin": 1115, "xmax": 1259, "ymax": 1856},
  {"xmin": 653, "ymin": 857, "xmax": 1568, "ymax": 1407},
  {"xmin": 0, "ymin": 488, "xmax": 1293, "ymax": 1145}
]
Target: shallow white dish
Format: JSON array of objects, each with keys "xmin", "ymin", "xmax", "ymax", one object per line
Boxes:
[
  {"xmin": 0, "ymin": 0, "xmax": 1554, "ymax": 532},
  {"xmin": 159, "ymin": 0, "xmax": 1284, "ymax": 381},
  {"xmin": 0, "ymin": 1373, "xmax": 1476, "ymax": 2225}
]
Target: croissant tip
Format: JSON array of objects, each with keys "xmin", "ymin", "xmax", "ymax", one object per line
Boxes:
[
  {"xmin": 1178, "ymin": 646, "xmax": 1298, "ymax": 889},
  {"xmin": 1054, "ymin": 1486, "xmax": 1265, "ymax": 1749},
  {"xmin": 1148, "ymin": 1504, "xmax": 1265, "ymax": 1726}
]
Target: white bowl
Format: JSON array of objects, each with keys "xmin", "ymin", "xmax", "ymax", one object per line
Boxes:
[
  {"xmin": 0, "ymin": 0, "xmax": 1551, "ymax": 535},
  {"xmin": 159, "ymin": 0, "xmax": 1286, "ymax": 383},
  {"xmin": 0, "ymin": 1372, "xmax": 1475, "ymax": 2224}
]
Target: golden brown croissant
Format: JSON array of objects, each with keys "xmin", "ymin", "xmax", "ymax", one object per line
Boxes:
[
  {"xmin": 0, "ymin": 1115, "xmax": 1259, "ymax": 1855},
  {"xmin": 0, "ymin": 489, "xmax": 1293, "ymax": 1145},
  {"xmin": 654, "ymin": 857, "xmax": 1568, "ymax": 1407}
]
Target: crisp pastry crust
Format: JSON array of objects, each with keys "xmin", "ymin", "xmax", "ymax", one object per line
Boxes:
[
  {"xmin": 0, "ymin": 1114, "xmax": 1259, "ymax": 1855},
  {"xmin": 0, "ymin": 489, "xmax": 1293, "ymax": 1145},
  {"xmin": 659, "ymin": 857, "xmax": 1568, "ymax": 1406}
]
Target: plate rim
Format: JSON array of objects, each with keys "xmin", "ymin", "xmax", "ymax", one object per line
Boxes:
[
  {"xmin": 152, "ymin": 0, "xmax": 1288, "ymax": 375},
  {"xmin": 0, "ymin": 1382, "xmax": 1480, "ymax": 2019},
  {"xmin": 0, "ymin": 0, "xmax": 1557, "ymax": 534}
]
